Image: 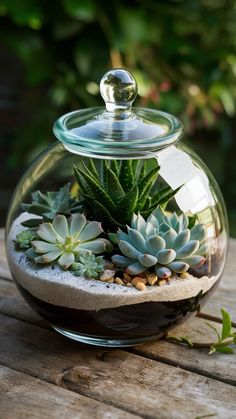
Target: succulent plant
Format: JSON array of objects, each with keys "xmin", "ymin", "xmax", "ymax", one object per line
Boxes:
[
  {"xmin": 26, "ymin": 213, "xmax": 112, "ymax": 269},
  {"xmin": 71, "ymin": 253, "xmax": 104, "ymax": 278},
  {"xmin": 74, "ymin": 159, "xmax": 178, "ymax": 231},
  {"xmin": 21, "ymin": 183, "xmax": 81, "ymax": 227},
  {"xmin": 15, "ymin": 228, "xmax": 37, "ymax": 250},
  {"xmin": 112, "ymin": 207, "xmax": 206, "ymax": 278}
]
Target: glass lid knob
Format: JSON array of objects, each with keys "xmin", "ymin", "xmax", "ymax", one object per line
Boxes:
[{"xmin": 100, "ymin": 68, "xmax": 138, "ymax": 114}]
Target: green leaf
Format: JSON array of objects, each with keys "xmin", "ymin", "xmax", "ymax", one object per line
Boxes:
[
  {"xmin": 154, "ymin": 186, "xmax": 181, "ymax": 209},
  {"xmin": 21, "ymin": 219, "xmax": 42, "ymax": 228},
  {"xmin": 110, "ymin": 160, "xmax": 120, "ymax": 177},
  {"xmin": 221, "ymin": 308, "xmax": 232, "ymax": 340},
  {"xmin": 137, "ymin": 166, "xmax": 160, "ymax": 208},
  {"xmin": 74, "ymin": 167, "xmax": 115, "ymax": 211},
  {"xmin": 119, "ymin": 160, "xmax": 134, "ymax": 192},
  {"xmin": 63, "ymin": 0, "xmax": 95, "ymax": 22},
  {"xmin": 104, "ymin": 163, "xmax": 125, "ymax": 202},
  {"xmin": 116, "ymin": 186, "xmax": 139, "ymax": 224},
  {"xmin": 87, "ymin": 159, "xmax": 99, "ymax": 179},
  {"xmin": 93, "ymin": 200, "xmax": 121, "ymax": 228},
  {"xmin": 215, "ymin": 346, "xmax": 234, "ymax": 354}
]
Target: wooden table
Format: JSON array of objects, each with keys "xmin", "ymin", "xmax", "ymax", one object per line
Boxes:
[{"xmin": 0, "ymin": 229, "xmax": 235, "ymax": 419}]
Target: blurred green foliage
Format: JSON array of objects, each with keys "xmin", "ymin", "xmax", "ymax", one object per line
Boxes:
[{"xmin": 0, "ymin": 0, "xmax": 236, "ymax": 234}]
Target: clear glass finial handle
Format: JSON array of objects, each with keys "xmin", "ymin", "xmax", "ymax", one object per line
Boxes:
[{"xmin": 100, "ymin": 68, "xmax": 138, "ymax": 113}]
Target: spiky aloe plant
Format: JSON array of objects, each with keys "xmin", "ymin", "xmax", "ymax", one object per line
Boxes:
[
  {"xmin": 74, "ymin": 159, "xmax": 177, "ymax": 231},
  {"xmin": 21, "ymin": 183, "xmax": 81, "ymax": 227},
  {"xmin": 112, "ymin": 207, "xmax": 206, "ymax": 278},
  {"xmin": 26, "ymin": 213, "xmax": 112, "ymax": 269}
]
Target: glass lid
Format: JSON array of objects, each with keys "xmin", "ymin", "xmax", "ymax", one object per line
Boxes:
[{"xmin": 53, "ymin": 69, "xmax": 184, "ymax": 154}]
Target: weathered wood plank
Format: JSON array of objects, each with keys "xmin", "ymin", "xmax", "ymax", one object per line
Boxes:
[
  {"xmin": 0, "ymin": 276, "xmax": 235, "ymax": 386},
  {"xmin": 0, "ymin": 277, "xmax": 46, "ymax": 327},
  {"xmin": 203, "ymin": 239, "xmax": 236, "ymax": 320},
  {"xmin": 0, "ymin": 314, "xmax": 235, "ymax": 419},
  {"xmin": 133, "ymin": 316, "xmax": 236, "ymax": 386},
  {"xmin": 0, "ymin": 365, "xmax": 138, "ymax": 419},
  {"xmin": 0, "ymin": 230, "xmax": 11, "ymax": 280}
]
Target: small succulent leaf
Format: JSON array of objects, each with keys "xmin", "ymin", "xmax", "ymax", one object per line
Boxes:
[
  {"xmin": 155, "ymin": 265, "xmax": 172, "ymax": 278},
  {"xmin": 104, "ymin": 239, "xmax": 113, "ymax": 253},
  {"xmin": 157, "ymin": 249, "xmax": 176, "ymax": 264},
  {"xmin": 117, "ymin": 230, "xmax": 131, "ymax": 242},
  {"xmin": 58, "ymin": 252, "xmax": 75, "ymax": 268},
  {"xmin": 146, "ymin": 235, "xmax": 165, "ymax": 254},
  {"xmin": 108, "ymin": 232, "xmax": 118, "ymax": 244},
  {"xmin": 22, "ymin": 219, "xmax": 42, "ymax": 228},
  {"xmin": 221, "ymin": 308, "xmax": 232, "ymax": 340},
  {"xmin": 170, "ymin": 212, "xmax": 179, "ymax": 229},
  {"xmin": 161, "ymin": 228, "xmax": 178, "ymax": 248},
  {"xmin": 32, "ymin": 240, "xmax": 58, "ymax": 254},
  {"xmin": 87, "ymin": 159, "xmax": 99, "ymax": 178},
  {"xmin": 52, "ymin": 215, "xmax": 68, "ymax": 239},
  {"xmin": 147, "ymin": 206, "xmax": 166, "ymax": 224},
  {"xmin": 104, "ymin": 164, "xmax": 125, "ymax": 202},
  {"xmin": 93, "ymin": 200, "xmax": 122, "ymax": 229},
  {"xmin": 138, "ymin": 253, "xmax": 158, "ymax": 267},
  {"xmin": 176, "ymin": 240, "xmax": 199, "ymax": 258},
  {"xmin": 74, "ymin": 167, "xmax": 93, "ymax": 195},
  {"xmin": 115, "ymin": 186, "xmax": 139, "ymax": 222},
  {"xmin": 190, "ymin": 223, "xmax": 206, "ymax": 242},
  {"xmin": 79, "ymin": 221, "xmax": 103, "ymax": 241},
  {"xmin": 167, "ymin": 261, "xmax": 189, "ymax": 273},
  {"xmin": 188, "ymin": 215, "xmax": 197, "ymax": 229},
  {"xmin": 110, "ymin": 159, "xmax": 120, "ymax": 177},
  {"xmin": 68, "ymin": 213, "xmax": 87, "ymax": 236},
  {"xmin": 76, "ymin": 238, "xmax": 107, "ymax": 254},
  {"xmin": 135, "ymin": 212, "xmax": 148, "ymax": 235},
  {"xmin": 137, "ymin": 166, "xmax": 160, "ymax": 208},
  {"xmin": 159, "ymin": 221, "xmax": 172, "ymax": 234},
  {"xmin": 215, "ymin": 346, "xmax": 234, "ymax": 354},
  {"xmin": 37, "ymin": 223, "xmax": 59, "ymax": 243},
  {"xmin": 118, "ymin": 240, "xmax": 142, "ymax": 259},
  {"xmin": 131, "ymin": 213, "xmax": 138, "ymax": 229},
  {"xmin": 25, "ymin": 247, "xmax": 39, "ymax": 260},
  {"xmin": 127, "ymin": 228, "xmax": 147, "ymax": 253},
  {"xmin": 197, "ymin": 242, "xmax": 208, "ymax": 256},
  {"xmin": 119, "ymin": 160, "xmax": 134, "ymax": 192},
  {"xmin": 75, "ymin": 167, "xmax": 115, "ymax": 211},
  {"xmin": 145, "ymin": 222, "xmax": 156, "ymax": 236},
  {"xmin": 35, "ymin": 250, "xmax": 62, "ymax": 263},
  {"xmin": 173, "ymin": 230, "xmax": 190, "ymax": 250},
  {"xmin": 126, "ymin": 262, "xmax": 147, "ymax": 275},
  {"xmin": 178, "ymin": 214, "xmax": 189, "ymax": 232},
  {"xmin": 184, "ymin": 255, "xmax": 205, "ymax": 267},
  {"xmin": 112, "ymin": 254, "xmax": 135, "ymax": 268}
]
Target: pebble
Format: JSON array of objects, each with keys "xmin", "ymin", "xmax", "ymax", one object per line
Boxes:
[
  {"xmin": 115, "ymin": 277, "xmax": 124, "ymax": 285},
  {"xmin": 131, "ymin": 276, "xmax": 147, "ymax": 286},
  {"xmin": 158, "ymin": 279, "xmax": 167, "ymax": 286},
  {"xmin": 147, "ymin": 272, "xmax": 158, "ymax": 286},
  {"xmin": 100, "ymin": 269, "xmax": 115, "ymax": 282},
  {"xmin": 135, "ymin": 282, "xmax": 146, "ymax": 291}
]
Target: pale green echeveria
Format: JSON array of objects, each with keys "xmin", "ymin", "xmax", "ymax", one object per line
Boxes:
[
  {"xmin": 26, "ymin": 214, "xmax": 111, "ymax": 269},
  {"xmin": 112, "ymin": 207, "xmax": 206, "ymax": 278},
  {"xmin": 71, "ymin": 253, "xmax": 104, "ymax": 278}
]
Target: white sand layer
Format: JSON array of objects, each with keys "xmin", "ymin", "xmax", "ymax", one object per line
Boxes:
[{"xmin": 6, "ymin": 213, "xmax": 220, "ymax": 311}]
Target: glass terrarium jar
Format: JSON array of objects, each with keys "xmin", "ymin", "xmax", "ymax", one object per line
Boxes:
[{"xmin": 6, "ymin": 69, "xmax": 228, "ymax": 347}]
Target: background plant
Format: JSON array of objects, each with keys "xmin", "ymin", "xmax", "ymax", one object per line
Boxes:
[{"xmin": 1, "ymin": 0, "xmax": 236, "ymax": 234}]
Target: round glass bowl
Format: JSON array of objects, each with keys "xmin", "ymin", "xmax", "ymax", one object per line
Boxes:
[{"xmin": 6, "ymin": 69, "xmax": 228, "ymax": 347}]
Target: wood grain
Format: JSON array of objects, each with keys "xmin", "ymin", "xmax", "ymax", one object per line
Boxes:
[
  {"xmin": 0, "ymin": 365, "xmax": 138, "ymax": 419},
  {"xmin": 0, "ymin": 313, "xmax": 235, "ymax": 419}
]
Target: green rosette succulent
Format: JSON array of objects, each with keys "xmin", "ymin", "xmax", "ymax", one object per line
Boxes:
[
  {"xmin": 26, "ymin": 213, "xmax": 112, "ymax": 269},
  {"xmin": 15, "ymin": 228, "xmax": 37, "ymax": 250},
  {"xmin": 112, "ymin": 207, "xmax": 206, "ymax": 278},
  {"xmin": 71, "ymin": 253, "xmax": 104, "ymax": 278},
  {"xmin": 21, "ymin": 183, "xmax": 80, "ymax": 227}
]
